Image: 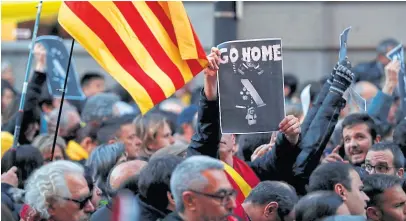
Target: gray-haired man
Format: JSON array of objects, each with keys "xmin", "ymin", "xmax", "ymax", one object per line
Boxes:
[
  {"xmin": 163, "ymin": 155, "xmax": 237, "ymax": 221},
  {"xmin": 23, "ymin": 160, "xmax": 95, "ymax": 221}
]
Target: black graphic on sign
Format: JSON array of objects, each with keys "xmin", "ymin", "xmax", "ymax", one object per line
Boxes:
[{"xmin": 217, "ymin": 39, "xmax": 285, "ymax": 134}]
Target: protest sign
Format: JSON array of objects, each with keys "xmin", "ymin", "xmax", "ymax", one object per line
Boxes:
[
  {"xmin": 387, "ymin": 44, "xmax": 406, "ymax": 115},
  {"xmin": 300, "ymin": 84, "xmax": 312, "ymax": 117},
  {"xmin": 338, "ymin": 26, "xmax": 367, "ymax": 112},
  {"xmin": 36, "ymin": 36, "xmax": 85, "ymax": 100},
  {"xmin": 217, "ymin": 39, "xmax": 285, "ymax": 134}
]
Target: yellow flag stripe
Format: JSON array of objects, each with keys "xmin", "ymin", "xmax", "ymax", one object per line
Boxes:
[
  {"xmin": 90, "ymin": 1, "xmax": 176, "ymax": 98},
  {"xmin": 222, "ymin": 162, "xmax": 252, "ymax": 197},
  {"xmin": 166, "ymin": 2, "xmax": 199, "ymax": 60},
  {"xmin": 58, "ymin": 2, "xmax": 154, "ymax": 114},
  {"xmin": 133, "ymin": 1, "xmax": 194, "ymax": 83}
]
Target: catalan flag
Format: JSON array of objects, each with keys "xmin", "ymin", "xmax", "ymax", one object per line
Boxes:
[{"xmin": 58, "ymin": 1, "xmax": 209, "ymax": 114}]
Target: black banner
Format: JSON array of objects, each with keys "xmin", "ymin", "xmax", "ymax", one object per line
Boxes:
[{"xmin": 217, "ymin": 39, "xmax": 285, "ymax": 134}]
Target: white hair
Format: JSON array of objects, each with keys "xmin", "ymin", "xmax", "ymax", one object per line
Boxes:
[
  {"xmin": 48, "ymin": 103, "xmax": 79, "ymax": 130},
  {"xmin": 170, "ymin": 155, "xmax": 224, "ymax": 212},
  {"xmin": 24, "ymin": 160, "xmax": 84, "ymax": 219}
]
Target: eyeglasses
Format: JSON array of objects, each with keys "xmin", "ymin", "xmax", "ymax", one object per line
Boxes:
[
  {"xmin": 362, "ymin": 163, "xmax": 395, "ymax": 174},
  {"xmin": 62, "ymin": 194, "xmax": 93, "ymax": 210},
  {"xmin": 188, "ymin": 189, "xmax": 237, "ymax": 205}
]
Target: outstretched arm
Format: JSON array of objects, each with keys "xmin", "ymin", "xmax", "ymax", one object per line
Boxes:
[{"xmin": 187, "ymin": 48, "xmax": 222, "ymax": 158}]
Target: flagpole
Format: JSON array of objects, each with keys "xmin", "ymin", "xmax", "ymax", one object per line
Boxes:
[
  {"xmin": 51, "ymin": 39, "xmax": 75, "ymax": 161},
  {"xmin": 12, "ymin": 1, "xmax": 43, "ymax": 148}
]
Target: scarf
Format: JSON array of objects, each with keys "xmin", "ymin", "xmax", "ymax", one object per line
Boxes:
[{"xmin": 224, "ymin": 156, "xmax": 260, "ymax": 221}]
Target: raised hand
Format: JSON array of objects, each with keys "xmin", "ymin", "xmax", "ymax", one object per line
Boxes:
[
  {"xmin": 204, "ymin": 47, "xmax": 221, "ymax": 101},
  {"xmin": 279, "ymin": 115, "xmax": 301, "ymax": 145},
  {"xmin": 330, "ymin": 58, "xmax": 355, "ymax": 96},
  {"xmin": 251, "ymin": 144, "xmax": 272, "ymax": 161},
  {"xmin": 34, "ymin": 43, "xmax": 47, "ymax": 72},
  {"xmin": 321, "ymin": 145, "xmax": 349, "ymax": 164},
  {"xmin": 382, "ymin": 60, "xmax": 401, "ymax": 95},
  {"xmin": 205, "ymin": 47, "xmax": 221, "ymax": 77},
  {"xmin": 1, "ymin": 166, "xmax": 18, "ymax": 187}
]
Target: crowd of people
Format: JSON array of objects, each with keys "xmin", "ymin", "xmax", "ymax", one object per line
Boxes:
[{"xmin": 1, "ymin": 37, "xmax": 405, "ymax": 221}]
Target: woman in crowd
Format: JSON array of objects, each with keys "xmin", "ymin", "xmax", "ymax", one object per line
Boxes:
[
  {"xmin": 31, "ymin": 134, "xmax": 68, "ymax": 163},
  {"xmin": 133, "ymin": 113, "xmax": 175, "ymax": 160}
]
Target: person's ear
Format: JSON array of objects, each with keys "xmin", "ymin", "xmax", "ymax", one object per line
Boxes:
[
  {"xmin": 397, "ymin": 168, "xmax": 404, "ymax": 178},
  {"xmin": 167, "ymin": 191, "xmax": 176, "ymax": 211},
  {"xmin": 182, "ymin": 191, "xmax": 197, "ymax": 211},
  {"xmin": 366, "ymin": 206, "xmax": 381, "ymax": 221},
  {"xmin": 264, "ymin": 202, "xmax": 278, "ymax": 218},
  {"xmin": 334, "ymin": 183, "xmax": 347, "ymax": 200},
  {"xmin": 47, "ymin": 198, "xmax": 58, "ymax": 217}
]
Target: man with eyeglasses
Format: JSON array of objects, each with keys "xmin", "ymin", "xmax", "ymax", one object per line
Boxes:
[
  {"xmin": 21, "ymin": 160, "xmax": 95, "ymax": 221},
  {"xmin": 163, "ymin": 155, "xmax": 237, "ymax": 221},
  {"xmin": 363, "ymin": 141, "xmax": 404, "ymax": 178}
]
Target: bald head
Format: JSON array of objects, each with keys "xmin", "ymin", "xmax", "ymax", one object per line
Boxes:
[
  {"xmin": 109, "ymin": 160, "xmax": 147, "ymax": 191},
  {"xmin": 354, "ymin": 81, "xmax": 378, "ymax": 101}
]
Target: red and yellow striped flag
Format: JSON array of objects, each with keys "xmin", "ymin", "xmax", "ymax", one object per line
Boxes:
[{"xmin": 58, "ymin": 1, "xmax": 208, "ymax": 114}]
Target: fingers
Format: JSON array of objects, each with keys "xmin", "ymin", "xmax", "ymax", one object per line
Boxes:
[
  {"xmin": 279, "ymin": 115, "xmax": 300, "ymax": 134},
  {"xmin": 332, "ymin": 145, "xmax": 342, "ymax": 154},
  {"xmin": 285, "ymin": 121, "xmax": 301, "ymax": 135},
  {"xmin": 34, "ymin": 43, "xmax": 46, "ymax": 53},
  {"xmin": 270, "ymin": 131, "xmax": 278, "ymax": 144},
  {"xmin": 251, "ymin": 144, "xmax": 271, "ymax": 161},
  {"xmin": 207, "ymin": 47, "xmax": 221, "ymax": 70},
  {"xmin": 8, "ymin": 166, "xmax": 17, "ymax": 174},
  {"xmin": 322, "ymin": 153, "xmax": 344, "ymax": 164},
  {"xmin": 279, "ymin": 115, "xmax": 294, "ymax": 129},
  {"xmin": 386, "ymin": 60, "xmax": 401, "ymax": 72}
]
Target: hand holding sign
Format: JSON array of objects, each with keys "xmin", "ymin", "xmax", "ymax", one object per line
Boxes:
[
  {"xmin": 204, "ymin": 47, "xmax": 221, "ymax": 101},
  {"xmin": 33, "ymin": 43, "xmax": 47, "ymax": 73},
  {"xmin": 206, "ymin": 47, "xmax": 221, "ymax": 73},
  {"xmin": 386, "ymin": 43, "xmax": 405, "ymax": 117},
  {"xmin": 382, "ymin": 60, "xmax": 401, "ymax": 95},
  {"xmin": 279, "ymin": 115, "xmax": 301, "ymax": 145},
  {"xmin": 335, "ymin": 26, "xmax": 366, "ymax": 111}
]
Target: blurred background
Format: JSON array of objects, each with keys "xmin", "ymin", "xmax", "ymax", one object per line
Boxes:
[{"xmin": 2, "ymin": 1, "xmax": 406, "ymax": 93}]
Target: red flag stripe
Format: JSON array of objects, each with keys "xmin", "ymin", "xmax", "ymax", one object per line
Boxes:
[
  {"xmin": 146, "ymin": 2, "xmax": 205, "ymax": 76},
  {"xmin": 65, "ymin": 1, "xmax": 166, "ymax": 104},
  {"xmin": 146, "ymin": 2, "xmax": 178, "ymax": 47},
  {"xmin": 114, "ymin": 1, "xmax": 186, "ymax": 89},
  {"xmin": 186, "ymin": 60, "xmax": 205, "ymax": 76}
]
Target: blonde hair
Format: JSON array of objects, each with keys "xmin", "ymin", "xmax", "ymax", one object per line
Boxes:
[
  {"xmin": 133, "ymin": 113, "xmax": 168, "ymax": 157},
  {"xmin": 31, "ymin": 134, "xmax": 67, "ymax": 154}
]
